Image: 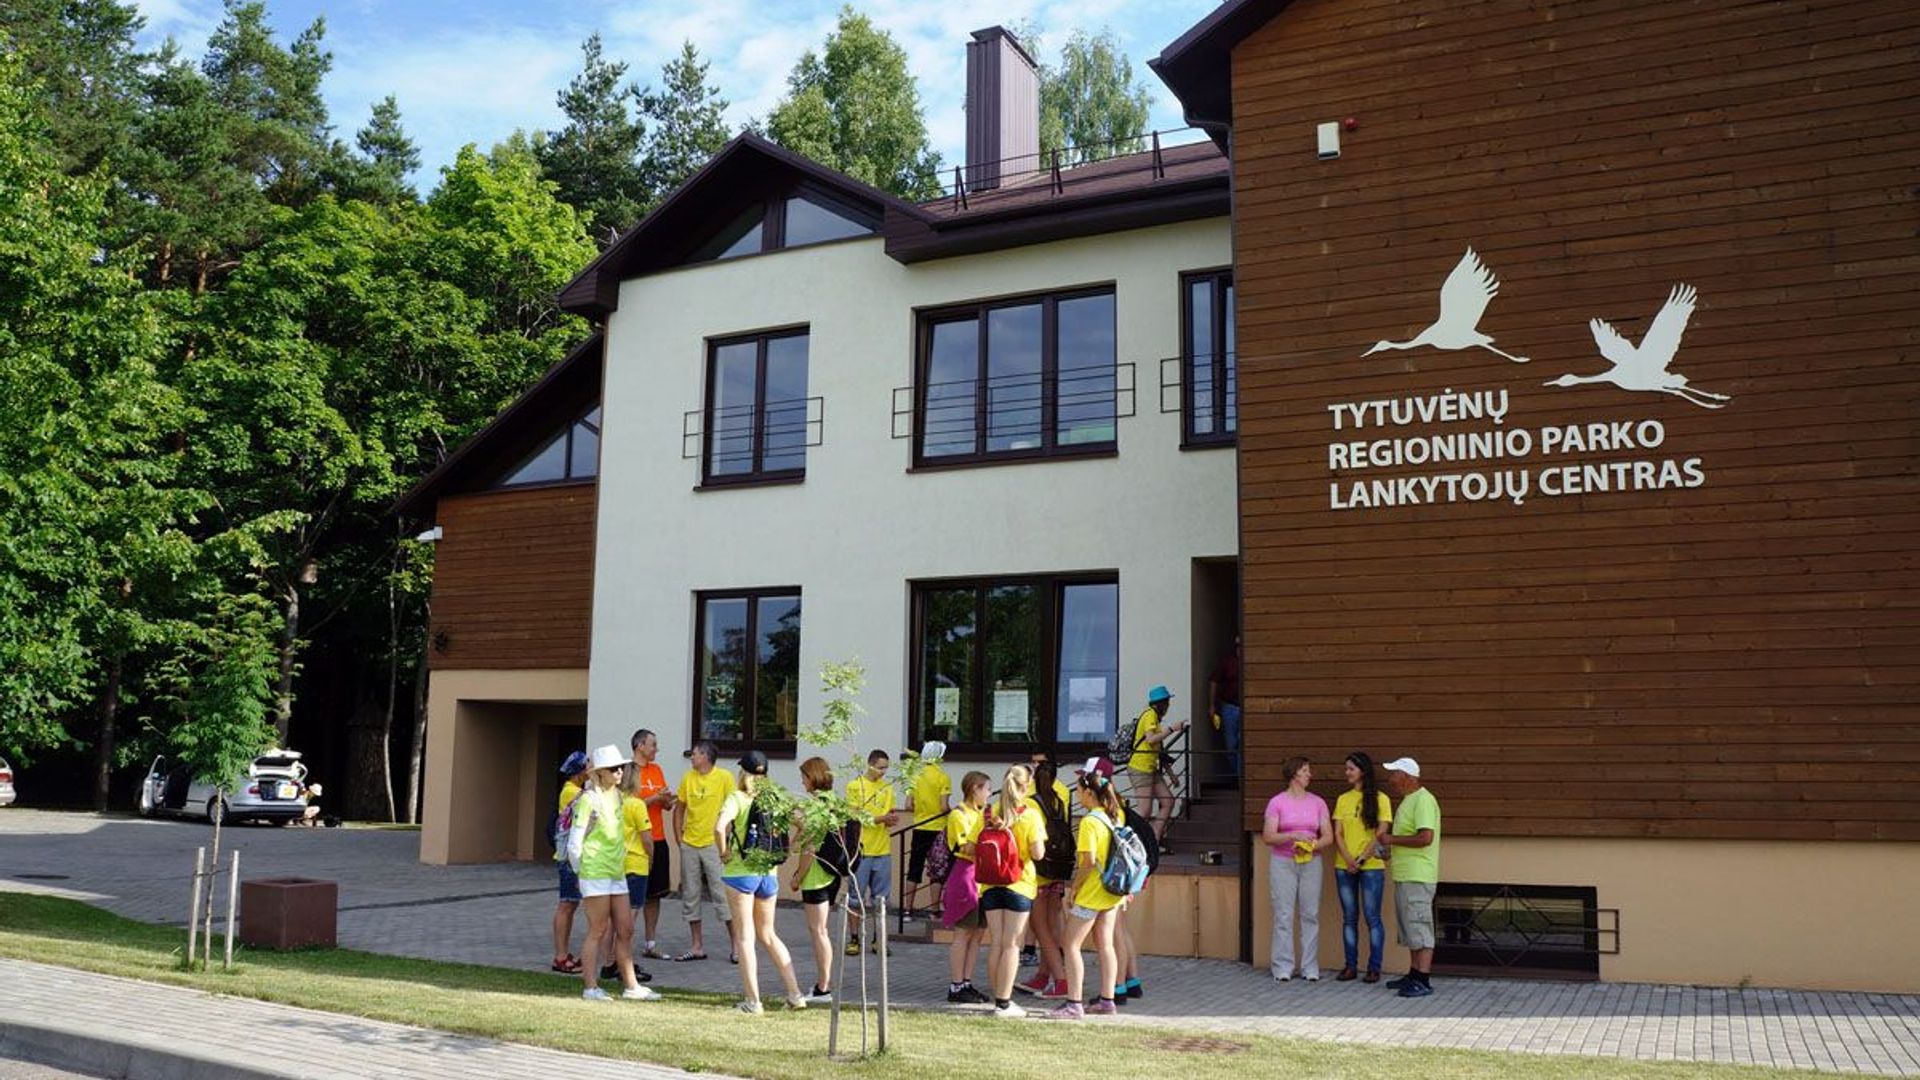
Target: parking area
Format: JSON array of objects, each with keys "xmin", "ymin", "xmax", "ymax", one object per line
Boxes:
[{"xmin": 3, "ymin": 809, "xmax": 1919, "ymax": 1075}]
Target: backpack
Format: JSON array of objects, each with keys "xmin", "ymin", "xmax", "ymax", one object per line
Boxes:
[
  {"xmin": 1107, "ymin": 712, "xmax": 1142, "ymax": 765},
  {"xmin": 1033, "ymin": 796, "xmax": 1076, "ymax": 882},
  {"xmin": 1122, "ymin": 803, "xmax": 1161, "ymax": 875},
  {"xmin": 550, "ymin": 790, "xmax": 587, "ymax": 862},
  {"xmin": 974, "ymin": 809, "xmax": 1026, "ymax": 887},
  {"xmin": 732, "ymin": 793, "xmax": 791, "ymax": 867},
  {"xmin": 925, "ymin": 831, "xmax": 954, "ymax": 884},
  {"xmin": 1095, "ymin": 811, "xmax": 1151, "ymax": 896}
]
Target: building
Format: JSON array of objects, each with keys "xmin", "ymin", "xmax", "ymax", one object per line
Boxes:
[
  {"xmin": 1152, "ymin": 0, "xmax": 1920, "ymax": 991},
  {"xmin": 402, "ymin": 28, "xmax": 1246, "ymax": 955}
]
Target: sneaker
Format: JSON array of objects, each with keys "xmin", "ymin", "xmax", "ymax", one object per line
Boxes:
[
  {"xmin": 736, "ymin": 999, "xmax": 764, "ymax": 1014},
  {"xmin": 620, "ymin": 985, "xmax": 660, "ymax": 1001},
  {"xmin": 1303, "ymin": 972, "xmax": 1321, "ymax": 982},
  {"xmin": 635, "ymin": 969, "xmax": 654, "ymax": 983},
  {"xmin": 1086, "ymin": 998, "xmax": 1118, "ymax": 1016},
  {"xmin": 1040, "ymin": 978, "xmax": 1070, "ymax": 1000},
  {"xmin": 784, "ymin": 994, "xmax": 808, "ymax": 1011},
  {"xmin": 1397, "ymin": 981, "xmax": 1434, "ymax": 998},
  {"xmin": 1273, "ymin": 972, "xmax": 1293, "ymax": 982},
  {"xmin": 1385, "ymin": 974, "xmax": 1413, "ymax": 989},
  {"xmin": 993, "ymin": 1000, "xmax": 1028, "ymax": 1019},
  {"xmin": 1019, "ymin": 945, "xmax": 1038, "ymax": 966},
  {"xmin": 845, "ymin": 941, "xmax": 862, "ymax": 957},
  {"xmin": 948, "ymin": 984, "xmax": 990, "ymax": 1005},
  {"xmin": 582, "ymin": 987, "xmax": 611, "ymax": 1001},
  {"xmin": 1015, "ymin": 973, "xmax": 1049, "ymax": 996},
  {"xmin": 600, "ymin": 963, "xmax": 618, "ymax": 980},
  {"xmin": 1112, "ymin": 992, "xmax": 1128, "ymax": 1007},
  {"xmin": 1122, "ymin": 978, "xmax": 1143, "ymax": 999},
  {"xmin": 805, "ymin": 985, "xmax": 834, "ymax": 1005},
  {"xmin": 1045, "ymin": 1001, "xmax": 1085, "ymax": 1020}
]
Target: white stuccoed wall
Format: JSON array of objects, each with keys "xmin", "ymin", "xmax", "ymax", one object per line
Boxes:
[{"xmin": 585, "ymin": 217, "xmax": 1236, "ymax": 791}]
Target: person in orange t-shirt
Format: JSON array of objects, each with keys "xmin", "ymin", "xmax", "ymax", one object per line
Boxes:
[{"xmin": 630, "ymin": 728, "xmax": 677, "ymax": 959}]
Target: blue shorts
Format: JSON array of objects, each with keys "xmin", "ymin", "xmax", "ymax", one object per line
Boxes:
[
  {"xmin": 979, "ymin": 886, "xmax": 1033, "ymax": 914},
  {"xmin": 625, "ymin": 872, "xmax": 650, "ymax": 908},
  {"xmin": 557, "ymin": 861, "xmax": 582, "ymax": 903},
  {"xmin": 853, "ymin": 854, "xmax": 892, "ymax": 903},
  {"xmin": 723, "ymin": 873, "xmax": 778, "ymax": 899}
]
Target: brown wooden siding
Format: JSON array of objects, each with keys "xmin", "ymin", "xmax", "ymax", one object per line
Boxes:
[
  {"xmin": 428, "ymin": 484, "xmax": 596, "ymax": 671},
  {"xmin": 1229, "ymin": 0, "xmax": 1920, "ymax": 840}
]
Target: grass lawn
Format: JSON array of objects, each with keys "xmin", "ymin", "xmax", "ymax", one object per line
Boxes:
[{"xmin": 0, "ymin": 893, "xmax": 1820, "ymax": 1080}]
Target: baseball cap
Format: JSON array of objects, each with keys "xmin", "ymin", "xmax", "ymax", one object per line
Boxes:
[
  {"xmin": 738, "ymin": 750, "xmax": 769, "ymax": 776},
  {"xmin": 1147, "ymin": 685, "xmax": 1173, "ymax": 704},
  {"xmin": 559, "ymin": 750, "xmax": 590, "ymax": 776},
  {"xmin": 1078, "ymin": 756, "xmax": 1115, "ymax": 780},
  {"xmin": 1381, "ymin": 756, "xmax": 1421, "ymax": 778}
]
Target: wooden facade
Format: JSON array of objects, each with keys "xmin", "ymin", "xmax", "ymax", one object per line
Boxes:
[
  {"xmin": 1226, "ymin": 0, "xmax": 1920, "ymax": 840},
  {"xmin": 427, "ymin": 484, "xmax": 597, "ymax": 671}
]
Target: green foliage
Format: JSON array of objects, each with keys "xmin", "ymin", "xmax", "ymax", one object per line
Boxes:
[
  {"xmin": 326, "ymin": 95, "xmax": 420, "ymax": 205},
  {"xmin": 536, "ymin": 33, "xmax": 651, "ymax": 243},
  {"xmin": 766, "ymin": 7, "xmax": 943, "ymax": 199},
  {"xmin": 0, "ymin": 0, "xmax": 146, "ymax": 176},
  {"xmin": 1024, "ymin": 27, "xmax": 1153, "ymax": 165},
  {"xmin": 152, "ymin": 594, "xmax": 279, "ymax": 791},
  {"xmin": 638, "ymin": 41, "xmax": 731, "ymax": 198}
]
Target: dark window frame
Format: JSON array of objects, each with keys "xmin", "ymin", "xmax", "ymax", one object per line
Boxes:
[
  {"xmin": 494, "ymin": 402, "xmax": 601, "ymax": 489},
  {"xmin": 1180, "ymin": 267, "xmax": 1236, "ymax": 448},
  {"xmin": 906, "ymin": 571, "xmax": 1120, "ymax": 758},
  {"xmin": 690, "ymin": 586, "xmax": 803, "ymax": 758},
  {"xmin": 689, "ymin": 183, "xmax": 879, "ymax": 264},
  {"xmin": 912, "ymin": 285, "xmax": 1119, "ymax": 469},
  {"xmin": 701, "ymin": 326, "xmax": 810, "ymax": 488}
]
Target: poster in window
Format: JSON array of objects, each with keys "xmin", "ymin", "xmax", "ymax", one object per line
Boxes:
[
  {"xmin": 1066, "ymin": 677, "xmax": 1109, "ymax": 735},
  {"xmin": 704, "ymin": 675, "xmax": 738, "ymax": 737},
  {"xmin": 933, "ymin": 686, "xmax": 961, "ymax": 729},
  {"xmin": 992, "ymin": 689, "xmax": 1030, "ymax": 735}
]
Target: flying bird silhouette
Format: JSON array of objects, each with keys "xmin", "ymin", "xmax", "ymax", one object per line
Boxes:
[
  {"xmin": 1545, "ymin": 284, "xmax": 1730, "ymax": 409},
  {"xmin": 1361, "ymin": 247, "xmax": 1529, "ymax": 363}
]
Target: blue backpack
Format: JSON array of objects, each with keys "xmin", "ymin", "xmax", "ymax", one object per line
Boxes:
[{"xmin": 1096, "ymin": 811, "xmax": 1151, "ymax": 896}]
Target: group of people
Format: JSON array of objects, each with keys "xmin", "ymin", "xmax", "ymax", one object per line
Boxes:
[
  {"xmin": 548, "ymin": 729, "xmax": 1159, "ymax": 1019},
  {"xmin": 1263, "ymin": 752, "xmax": 1442, "ymax": 999}
]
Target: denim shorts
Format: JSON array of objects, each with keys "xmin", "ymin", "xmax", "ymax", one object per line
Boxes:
[
  {"xmin": 979, "ymin": 886, "xmax": 1033, "ymax": 914},
  {"xmin": 557, "ymin": 860, "xmax": 582, "ymax": 903},
  {"xmin": 625, "ymin": 872, "xmax": 650, "ymax": 909},
  {"xmin": 854, "ymin": 853, "xmax": 892, "ymax": 902},
  {"xmin": 723, "ymin": 873, "xmax": 779, "ymax": 899}
]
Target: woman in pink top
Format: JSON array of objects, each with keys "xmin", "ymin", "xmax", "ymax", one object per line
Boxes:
[{"xmin": 1260, "ymin": 756, "xmax": 1333, "ymax": 981}]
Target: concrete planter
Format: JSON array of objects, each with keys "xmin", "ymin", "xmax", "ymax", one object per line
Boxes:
[{"xmin": 238, "ymin": 877, "xmax": 337, "ymax": 950}]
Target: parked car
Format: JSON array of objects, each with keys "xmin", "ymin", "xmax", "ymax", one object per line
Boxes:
[
  {"xmin": 0, "ymin": 756, "xmax": 14, "ymax": 807},
  {"xmin": 138, "ymin": 750, "xmax": 309, "ymax": 825}
]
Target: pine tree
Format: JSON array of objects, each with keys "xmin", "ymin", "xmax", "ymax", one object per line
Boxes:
[
  {"xmin": 639, "ymin": 41, "xmax": 731, "ymax": 199},
  {"xmin": 0, "ymin": 0, "xmax": 146, "ymax": 176},
  {"xmin": 327, "ymin": 95, "xmax": 419, "ymax": 204},
  {"xmin": 537, "ymin": 33, "xmax": 650, "ymax": 243}
]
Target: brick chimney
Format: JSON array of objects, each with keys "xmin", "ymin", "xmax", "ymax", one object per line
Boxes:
[{"xmin": 964, "ymin": 26, "xmax": 1040, "ymax": 192}]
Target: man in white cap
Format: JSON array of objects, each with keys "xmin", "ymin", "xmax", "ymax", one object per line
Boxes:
[
  {"xmin": 1378, "ymin": 757, "xmax": 1440, "ymax": 998},
  {"xmin": 902, "ymin": 740, "xmax": 950, "ymax": 919}
]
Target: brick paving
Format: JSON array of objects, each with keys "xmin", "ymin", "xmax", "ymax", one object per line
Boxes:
[{"xmin": 4, "ymin": 810, "xmax": 1919, "ymax": 1075}]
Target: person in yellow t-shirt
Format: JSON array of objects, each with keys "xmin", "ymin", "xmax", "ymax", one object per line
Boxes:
[
  {"xmin": 1332, "ymin": 751, "xmax": 1394, "ymax": 982},
  {"xmin": 844, "ymin": 749, "xmax": 900, "ymax": 953},
  {"xmin": 618, "ymin": 780, "xmax": 658, "ymax": 986},
  {"xmin": 670, "ymin": 741, "xmax": 735, "ymax": 961},
  {"xmin": 1016, "ymin": 757, "xmax": 1072, "ymax": 998},
  {"xmin": 1126, "ymin": 686, "xmax": 1188, "ymax": 846},
  {"xmin": 975, "ymin": 765, "xmax": 1046, "ymax": 1017},
  {"xmin": 551, "ymin": 750, "xmax": 591, "ymax": 975},
  {"xmin": 903, "ymin": 741, "xmax": 951, "ymax": 918},
  {"xmin": 1051, "ymin": 769, "xmax": 1128, "ymax": 1019},
  {"xmin": 942, "ymin": 770, "xmax": 990, "ymax": 1004}
]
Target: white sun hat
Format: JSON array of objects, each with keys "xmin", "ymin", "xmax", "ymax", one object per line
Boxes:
[
  {"xmin": 1381, "ymin": 756, "xmax": 1421, "ymax": 778},
  {"xmin": 588, "ymin": 745, "xmax": 630, "ymax": 771}
]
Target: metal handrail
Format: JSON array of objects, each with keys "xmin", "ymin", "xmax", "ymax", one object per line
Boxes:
[{"xmin": 940, "ymin": 125, "xmax": 1215, "ymax": 205}]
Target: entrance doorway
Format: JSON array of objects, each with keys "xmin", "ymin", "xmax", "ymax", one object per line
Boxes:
[
  {"xmin": 1190, "ymin": 557, "xmax": 1240, "ymax": 786},
  {"xmin": 536, "ymin": 720, "xmax": 588, "ymax": 857}
]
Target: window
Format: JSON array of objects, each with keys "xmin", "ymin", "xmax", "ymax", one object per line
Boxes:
[
  {"xmin": 693, "ymin": 589, "xmax": 802, "ymax": 753},
  {"xmin": 915, "ymin": 288, "xmax": 1117, "ymax": 466},
  {"xmin": 1182, "ymin": 270, "xmax": 1236, "ymax": 446},
  {"xmin": 498, "ymin": 404, "xmax": 600, "ymax": 487},
  {"xmin": 704, "ymin": 330, "xmax": 809, "ymax": 485},
  {"xmin": 910, "ymin": 575, "xmax": 1119, "ymax": 751},
  {"xmin": 685, "ymin": 191, "xmax": 875, "ymax": 264}
]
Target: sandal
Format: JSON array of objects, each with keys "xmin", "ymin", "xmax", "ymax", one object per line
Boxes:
[
  {"xmin": 550, "ymin": 954, "xmax": 583, "ymax": 974},
  {"xmin": 641, "ymin": 946, "xmax": 669, "ymax": 961},
  {"xmin": 673, "ymin": 952, "xmax": 709, "ymax": 962}
]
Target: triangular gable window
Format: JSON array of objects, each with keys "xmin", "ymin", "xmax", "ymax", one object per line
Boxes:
[
  {"xmin": 682, "ymin": 189, "xmax": 874, "ymax": 266},
  {"xmin": 783, "ymin": 195, "xmax": 868, "ymax": 246},
  {"xmin": 498, "ymin": 404, "xmax": 601, "ymax": 487}
]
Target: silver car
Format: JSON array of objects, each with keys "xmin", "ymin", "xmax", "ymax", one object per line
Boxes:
[
  {"xmin": 0, "ymin": 755, "xmax": 14, "ymax": 807},
  {"xmin": 138, "ymin": 750, "xmax": 309, "ymax": 824}
]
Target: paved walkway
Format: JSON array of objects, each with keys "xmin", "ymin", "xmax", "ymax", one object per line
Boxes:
[
  {"xmin": 0, "ymin": 958, "xmax": 712, "ymax": 1080},
  {"xmin": 4, "ymin": 810, "xmax": 1919, "ymax": 1075}
]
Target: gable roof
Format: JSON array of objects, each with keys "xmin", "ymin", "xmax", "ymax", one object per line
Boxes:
[
  {"xmin": 558, "ymin": 133, "xmax": 919, "ymax": 319},
  {"xmin": 1150, "ymin": 0, "xmax": 1293, "ymax": 145},
  {"xmin": 395, "ymin": 332, "xmax": 603, "ymax": 519}
]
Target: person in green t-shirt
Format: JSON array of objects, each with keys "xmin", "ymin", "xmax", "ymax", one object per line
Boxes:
[
  {"xmin": 787, "ymin": 756, "xmax": 845, "ymax": 1004},
  {"xmin": 1379, "ymin": 756, "xmax": 1441, "ymax": 999}
]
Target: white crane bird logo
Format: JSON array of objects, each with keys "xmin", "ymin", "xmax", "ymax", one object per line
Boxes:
[
  {"xmin": 1361, "ymin": 247, "xmax": 1529, "ymax": 364},
  {"xmin": 1546, "ymin": 284, "xmax": 1731, "ymax": 409}
]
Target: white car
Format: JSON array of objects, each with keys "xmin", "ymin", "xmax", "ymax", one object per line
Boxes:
[
  {"xmin": 138, "ymin": 750, "xmax": 309, "ymax": 825},
  {"xmin": 0, "ymin": 755, "xmax": 14, "ymax": 807}
]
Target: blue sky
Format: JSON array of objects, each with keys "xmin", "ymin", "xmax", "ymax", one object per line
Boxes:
[{"xmin": 130, "ymin": 0, "xmax": 1215, "ymax": 186}]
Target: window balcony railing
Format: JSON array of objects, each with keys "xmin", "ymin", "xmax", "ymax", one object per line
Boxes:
[
  {"xmin": 682, "ymin": 396, "xmax": 825, "ymax": 478},
  {"xmin": 891, "ymin": 361, "xmax": 1136, "ymax": 454},
  {"xmin": 1159, "ymin": 351, "xmax": 1237, "ymax": 445}
]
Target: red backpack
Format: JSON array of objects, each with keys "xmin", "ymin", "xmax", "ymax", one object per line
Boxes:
[{"xmin": 974, "ymin": 808, "xmax": 1026, "ymax": 887}]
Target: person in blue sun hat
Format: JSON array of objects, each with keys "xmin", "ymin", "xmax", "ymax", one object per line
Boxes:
[{"xmin": 1125, "ymin": 685, "xmax": 1188, "ymax": 847}]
